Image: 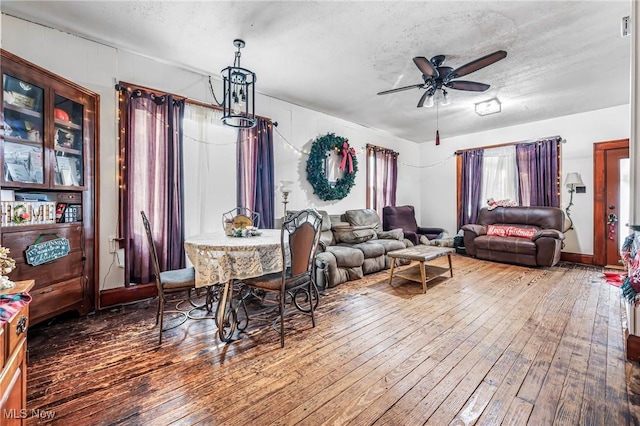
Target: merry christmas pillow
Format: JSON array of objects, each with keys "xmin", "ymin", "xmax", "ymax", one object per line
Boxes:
[{"xmin": 486, "ymin": 225, "xmax": 537, "ymax": 239}]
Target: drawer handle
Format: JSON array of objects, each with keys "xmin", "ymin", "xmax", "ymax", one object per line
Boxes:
[
  {"xmin": 16, "ymin": 316, "xmax": 27, "ymax": 335},
  {"xmin": 41, "ymin": 288, "xmax": 55, "ymax": 294}
]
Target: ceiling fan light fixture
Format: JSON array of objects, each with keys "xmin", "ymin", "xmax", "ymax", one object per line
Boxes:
[
  {"xmin": 441, "ymin": 90, "xmax": 450, "ymax": 106},
  {"xmin": 424, "ymin": 95, "xmax": 434, "ymax": 108},
  {"xmin": 475, "ymin": 97, "xmax": 501, "ymax": 116}
]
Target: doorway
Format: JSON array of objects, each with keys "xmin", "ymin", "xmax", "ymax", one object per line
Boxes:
[{"xmin": 593, "ymin": 139, "xmax": 630, "ymax": 268}]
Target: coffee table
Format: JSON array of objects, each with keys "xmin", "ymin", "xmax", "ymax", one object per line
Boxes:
[{"xmin": 387, "ymin": 245, "xmax": 455, "ymax": 293}]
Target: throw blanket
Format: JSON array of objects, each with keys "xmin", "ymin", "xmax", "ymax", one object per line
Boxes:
[
  {"xmin": 621, "ymin": 231, "xmax": 640, "ymax": 303},
  {"xmin": 487, "ymin": 198, "xmax": 518, "ymax": 211},
  {"xmin": 0, "ymin": 292, "xmax": 32, "ymax": 326}
]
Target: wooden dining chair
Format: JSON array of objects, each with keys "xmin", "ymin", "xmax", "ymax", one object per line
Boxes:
[
  {"xmin": 222, "ymin": 207, "xmax": 261, "ymax": 229},
  {"xmin": 243, "ymin": 209, "xmax": 323, "ymax": 347},
  {"xmin": 141, "ymin": 211, "xmax": 198, "ymax": 344}
]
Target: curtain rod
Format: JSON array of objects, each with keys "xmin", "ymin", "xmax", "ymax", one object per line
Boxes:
[
  {"xmin": 115, "ymin": 81, "xmax": 274, "ymax": 123},
  {"xmin": 366, "ymin": 143, "xmax": 399, "ymax": 155},
  {"xmin": 454, "ymin": 135, "xmax": 565, "ymax": 155}
]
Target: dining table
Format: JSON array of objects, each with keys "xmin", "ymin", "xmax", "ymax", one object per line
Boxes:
[{"xmin": 184, "ymin": 229, "xmax": 284, "ymax": 342}]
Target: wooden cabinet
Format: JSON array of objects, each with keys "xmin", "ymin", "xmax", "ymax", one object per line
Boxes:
[
  {"xmin": 0, "ymin": 280, "xmax": 33, "ymax": 426},
  {"xmin": 1, "ymin": 50, "xmax": 99, "ymax": 325}
]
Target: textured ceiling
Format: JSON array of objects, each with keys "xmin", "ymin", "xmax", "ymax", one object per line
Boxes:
[{"xmin": 1, "ymin": 1, "xmax": 632, "ymax": 143}]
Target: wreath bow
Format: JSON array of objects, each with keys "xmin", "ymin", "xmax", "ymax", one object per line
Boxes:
[{"xmin": 339, "ymin": 141, "xmax": 356, "ymax": 174}]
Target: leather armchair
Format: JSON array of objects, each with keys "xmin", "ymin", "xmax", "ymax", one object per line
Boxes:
[{"xmin": 382, "ymin": 205, "xmax": 445, "ymax": 245}]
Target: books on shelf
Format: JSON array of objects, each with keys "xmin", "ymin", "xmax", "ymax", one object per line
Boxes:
[
  {"xmin": 55, "ymin": 155, "xmax": 79, "ymax": 186},
  {"xmin": 5, "ymin": 162, "xmax": 32, "ymax": 183},
  {"xmin": 56, "ymin": 203, "xmax": 66, "ymax": 223},
  {"xmin": 29, "ymin": 151, "xmax": 43, "ymax": 183},
  {"xmin": 55, "ymin": 203, "xmax": 82, "ymax": 223}
]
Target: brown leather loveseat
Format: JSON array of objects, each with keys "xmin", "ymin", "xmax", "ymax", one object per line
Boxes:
[{"xmin": 461, "ymin": 206, "xmax": 565, "ymax": 267}]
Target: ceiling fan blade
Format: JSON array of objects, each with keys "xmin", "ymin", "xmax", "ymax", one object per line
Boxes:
[
  {"xmin": 377, "ymin": 84, "xmax": 424, "ymax": 96},
  {"xmin": 413, "ymin": 57, "xmax": 439, "ymax": 78},
  {"xmin": 446, "ymin": 80, "xmax": 490, "ymax": 92},
  {"xmin": 417, "ymin": 91, "xmax": 430, "ymax": 108},
  {"xmin": 449, "ymin": 50, "xmax": 507, "ymax": 79}
]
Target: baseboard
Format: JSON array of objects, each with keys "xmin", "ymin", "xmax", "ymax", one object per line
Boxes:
[
  {"xmin": 628, "ymin": 334, "xmax": 640, "ymax": 362},
  {"xmin": 99, "ymin": 283, "xmax": 157, "ymax": 309},
  {"xmin": 560, "ymin": 252, "xmax": 594, "ymax": 265}
]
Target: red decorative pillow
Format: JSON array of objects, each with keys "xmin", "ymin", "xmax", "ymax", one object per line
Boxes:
[{"xmin": 486, "ymin": 225, "xmax": 537, "ymax": 239}]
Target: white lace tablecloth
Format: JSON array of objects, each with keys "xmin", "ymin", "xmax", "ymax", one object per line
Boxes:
[{"xmin": 185, "ymin": 230, "xmax": 284, "ymax": 288}]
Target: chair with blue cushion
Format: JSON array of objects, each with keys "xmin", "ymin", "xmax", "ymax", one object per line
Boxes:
[{"xmin": 141, "ymin": 210, "xmax": 199, "ymax": 344}]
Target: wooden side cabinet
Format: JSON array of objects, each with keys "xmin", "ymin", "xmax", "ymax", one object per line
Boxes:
[
  {"xmin": 1, "ymin": 50, "xmax": 99, "ymax": 325},
  {"xmin": 0, "ymin": 280, "xmax": 34, "ymax": 426}
]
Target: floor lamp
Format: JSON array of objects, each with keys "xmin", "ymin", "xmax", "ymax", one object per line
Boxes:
[
  {"xmin": 279, "ymin": 181, "xmax": 293, "ymax": 218},
  {"xmin": 564, "ymin": 172, "xmax": 584, "ymax": 231}
]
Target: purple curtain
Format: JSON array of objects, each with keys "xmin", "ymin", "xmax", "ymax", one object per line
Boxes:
[
  {"xmin": 237, "ymin": 118, "xmax": 275, "ymax": 229},
  {"xmin": 457, "ymin": 149, "xmax": 484, "ymax": 230},
  {"xmin": 366, "ymin": 145, "xmax": 398, "ymax": 218},
  {"xmin": 123, "ymin": 89, "xmax": 185, "ymax": 285},
  {"xmin": 516, "ymin": 144, "xmax": 535, "ymax": 206},
  {"xmin": 516, "ymin": 138, "xmax": 560, "ymax": 207}
]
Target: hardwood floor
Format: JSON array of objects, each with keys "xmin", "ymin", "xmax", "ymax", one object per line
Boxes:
[{"xmin": 24, "ymin": 256, "xmax": 640, "ymax": 425}]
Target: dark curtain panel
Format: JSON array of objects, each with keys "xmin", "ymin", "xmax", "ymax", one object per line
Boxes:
[
  {"xmin": 457, "ymin": 149, "xmax": 484, "ymax": 230},
  {"xmin": 516, "ymin": 138, "xmax": 560, "ymax": 207},
  {"xmin": 516, "ymin": 143, "xmax": 535, "ymax": 206},
  {"xmin": 237, "ymin": 118, "xmax": 275, "ymax": 228},
  {"xmin": 123, "ymin": 89, "xmax": 185, "ymax": 285},
  {"xmin": 167, "ymin": 99, "xmax": 186, "ymax": 267},
  {"xmin": 366, "ymin": 145, "xmax": 398, "ymax": 218}
]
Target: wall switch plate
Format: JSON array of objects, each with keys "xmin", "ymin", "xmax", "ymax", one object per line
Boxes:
[
  {"xmin": 622, "ymin": 16, "xmax": 630, "ymax": 37},
  {"xmin": 108, "ymin": 236, "xmax": 118, "ymax": 253}
]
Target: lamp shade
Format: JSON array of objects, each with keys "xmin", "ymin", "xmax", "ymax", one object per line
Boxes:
[
  {"xmin": 564, "ymin": 172, "xmax": 584, "ymax": 188},
  {"xmin": 279, "ymin": 180, "xmax": 294, "ymax": 193}
]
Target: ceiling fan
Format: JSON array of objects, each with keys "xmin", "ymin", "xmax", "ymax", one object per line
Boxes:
[{"xmin": 377, "ymin": 50, "xmax": 507, "ymax": 107}]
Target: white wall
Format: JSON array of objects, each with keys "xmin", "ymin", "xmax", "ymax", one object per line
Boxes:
[
  {"xmin": 419, "ymin": 105, "xmax": 630, "ymax": 255},
  {"xmin": 1, "ymin": 14, "xmax": 419, "ymax": 291}
]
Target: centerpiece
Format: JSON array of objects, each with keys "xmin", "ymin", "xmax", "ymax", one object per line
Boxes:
[{"xmin": 231, "ymin": 226, "xmax": 262, "ymax": 238}]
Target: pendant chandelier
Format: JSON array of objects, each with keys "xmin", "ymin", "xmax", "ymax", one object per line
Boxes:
[{"xmin": 220, "ymin": 39, "xmax": 256, "ymax": 129}]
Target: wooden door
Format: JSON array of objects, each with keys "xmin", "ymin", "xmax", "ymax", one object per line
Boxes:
[{"xmin": 593, "ymin": 139, "xmax": 630, "ymax": 267}]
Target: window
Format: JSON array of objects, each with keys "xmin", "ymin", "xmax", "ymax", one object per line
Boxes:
[
  {"xmin": 182, "ymin": 104, "xmax": 237, "ymax": 237},
  {"xmin": 481, "ymin": 146, "xmax": 519, "ymax": 205},
  {"xmin": 456, "ymin": 137, "xmax": 561, "ymax": 230}
]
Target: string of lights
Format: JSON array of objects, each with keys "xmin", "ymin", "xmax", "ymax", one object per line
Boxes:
[
  {"xmin": 118, "ymin": 86, "xmax": 458, "ymax": 169},
  {"xmin": 397, "ymin": 154, "xmax": 455, "ymax": 168}
]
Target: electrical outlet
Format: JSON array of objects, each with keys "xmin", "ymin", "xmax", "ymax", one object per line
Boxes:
[{"xmin": 108, "ymin": 236, "xmax": 118, "ymax": 253}]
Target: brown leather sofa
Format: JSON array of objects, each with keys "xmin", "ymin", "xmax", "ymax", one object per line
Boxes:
[
  {"xmin": 314, "ymin": 209, "xmax": 412, "ymax": 289},
  {"xmin": 461, "ymin": 206, "xmax": 565, "ymax": 267}
]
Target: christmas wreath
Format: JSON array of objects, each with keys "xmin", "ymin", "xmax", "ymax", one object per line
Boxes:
[{"xmin": 306, "ymin": 133, "xmax": 358, "ymax": 201}]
